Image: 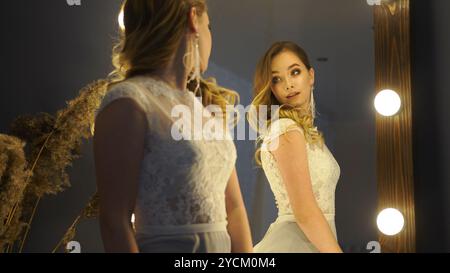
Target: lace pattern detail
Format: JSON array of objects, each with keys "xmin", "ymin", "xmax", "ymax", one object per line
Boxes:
[
  {"xmin": 95, "ymin": 76, "xmax": 237, "ymax": 227},
  {"xmin": 261, "ymin": 118, "xmax": 340, "ymax": 216}
]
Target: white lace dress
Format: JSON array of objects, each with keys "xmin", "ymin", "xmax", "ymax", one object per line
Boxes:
[
  {"xmin": 95, "ymin": 76, "xmax": 237, "ymax": 253},
  {"xmin": 254, "ymin": 118, "xmax": 340, "ymax": 253}
]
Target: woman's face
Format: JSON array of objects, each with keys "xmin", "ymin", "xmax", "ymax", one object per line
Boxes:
[
  {"xmin": 197, "ymin": 12, "xmax": 212, "ymax": 72},
  {"xmin": 270, "ymin": 50, "xmax": 315, "ymax": 108}
]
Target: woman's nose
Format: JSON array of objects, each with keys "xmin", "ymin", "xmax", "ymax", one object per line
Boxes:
[{"xmin": 285, "ymin": 79, "xmax": 293, "ymax": 90}]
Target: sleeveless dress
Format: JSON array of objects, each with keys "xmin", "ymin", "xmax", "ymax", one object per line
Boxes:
[
  {"xmin": 254, "ymin": 118, "xmax": 340, "ymax": 253},
  {"xmin": 95, "ymin": 76, "xmax": 237, "ymax": 253}
]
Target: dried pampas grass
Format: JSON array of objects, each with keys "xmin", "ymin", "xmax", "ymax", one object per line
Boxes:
[{"xmin": 0, "ymin": 79, "xmax": 109, "ymax": 252}]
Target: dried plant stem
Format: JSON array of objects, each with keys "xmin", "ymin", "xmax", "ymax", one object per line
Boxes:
[
  {"xmin": 9, "ymin": 131, "xmax": 55, "ymax": 253},
  {"xmin": 5, "ymin": 203, "xmax": 18, "ymax": 226},
  {"xmin": 18, "ymin": 196, "xmax": 41, "ymax": 253},
  {"xmin": 5, "ymin": 131, "xmax": 54, "ymax": 226},
  {"xmin": 52, "ymin": 214, "xmax": 82, "ymax": 253},
  {"xmin": 4, "ymin": 204, "xmax": 19, "ymax": 253}
]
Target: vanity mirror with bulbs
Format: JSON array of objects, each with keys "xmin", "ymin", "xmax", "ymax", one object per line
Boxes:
[{"xmin": 204, "ymin": 0, "xmax": 415, "ymax": 253}]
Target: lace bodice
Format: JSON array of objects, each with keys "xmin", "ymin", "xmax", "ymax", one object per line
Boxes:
[
  {"xmin": 260, "ymin": 118, "xmax": 340, "ymax": 217},
  {"xmin": 95, "ymin": 76, "xmax": 237, "ymax": 227}
]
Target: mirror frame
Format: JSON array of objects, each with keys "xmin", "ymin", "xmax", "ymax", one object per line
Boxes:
[{"xmin": 374, "ymin": 0, "xmax": 415, "ymax": 253}]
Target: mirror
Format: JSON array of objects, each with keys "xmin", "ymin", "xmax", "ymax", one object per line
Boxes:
[{"xmin": 204, "ymin": 0, "xmax": 378, "ymax": 253}]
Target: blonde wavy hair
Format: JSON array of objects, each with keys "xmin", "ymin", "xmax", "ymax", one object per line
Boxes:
[
  {"xmin": 107, "ymin": 0, "xmax": 239, "ymax": 116},
  {"xmin": 248, "ymin": 41, "xmax": 324, "ymax": 165}
]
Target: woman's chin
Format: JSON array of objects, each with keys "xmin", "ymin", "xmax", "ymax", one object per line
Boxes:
[
  {"xmin": 286, "ymin": 99, "xmax": 304, "ymax": 109},
  {"xmin": 290, "ymin": 101, "xmax": 309, "ymax": 111}
]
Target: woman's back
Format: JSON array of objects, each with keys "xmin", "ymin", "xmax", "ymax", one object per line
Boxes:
[{"xmin": 96, "ymin": 76, "xmax": 237, "ymax": 230}]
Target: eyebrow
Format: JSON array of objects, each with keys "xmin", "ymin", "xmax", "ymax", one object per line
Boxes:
[{"xmin": 272, "ymin": 63, "xmax": 301, "ymax": 74}]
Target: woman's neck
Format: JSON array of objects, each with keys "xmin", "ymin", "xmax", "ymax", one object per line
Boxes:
[
  {"xmin": 153, "ymin": 38, "xmax": 191, "ymax": 92},
  {"xmin": 150, "ymin": 64, "xmax": 187, "ymax": 92}
]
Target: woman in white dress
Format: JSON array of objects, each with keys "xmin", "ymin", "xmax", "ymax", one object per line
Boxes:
[
  {"xmin": 93, "ymin": 0, "xmax": 252, "ymax": 253},
  {"xmin": 249, "ymin": 41, "xmax": 343, "ymax": 253}
]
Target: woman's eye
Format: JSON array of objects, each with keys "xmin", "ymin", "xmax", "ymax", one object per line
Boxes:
[
  {"xmin": 272, "ymin": 77, "xmax": 281, "ymax": 85},
  {"xmin": 291, "ymin": 69, "xmax": 301, "ymax": 76}
]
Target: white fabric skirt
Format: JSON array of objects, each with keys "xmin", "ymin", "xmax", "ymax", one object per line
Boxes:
[
  {"xmin": 135, "ymin": 221, "xmax": 231, "ymax": 253},
  {"xmin": 254, "ymin": 214, "xmax": 337, "ymax": 253}
]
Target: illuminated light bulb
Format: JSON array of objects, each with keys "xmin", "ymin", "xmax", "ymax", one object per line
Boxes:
[
  {"xmin": 377, "ymin": 208, "xmax": 405, "ymax": 236},
  {"xmin": 374, "ymin": 89, "xmax": 401, "ymax": 116}
]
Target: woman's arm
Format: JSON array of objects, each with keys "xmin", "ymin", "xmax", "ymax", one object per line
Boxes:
[
  {"xmin": 225, "ymin": 168, "xmax": 254, "ymax": 253},
  {"xmin": 271, "ymin": 131, "xmax": 343, "ymax": 253},
  {"xmin": 93, "ymin": 98, "xmax": 147, "ymax": 253}
]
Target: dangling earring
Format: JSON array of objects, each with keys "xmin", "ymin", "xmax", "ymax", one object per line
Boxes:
[
  {"xmin": 310, "ymin": 86, "xmax": 316, "ymax": 119},
  {"xmin": 187, "ymin": 33, "xmax": 201, "ymax": 96}
]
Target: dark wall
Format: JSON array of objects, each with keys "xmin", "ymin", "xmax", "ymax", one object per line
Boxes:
[{"xmin": 411, "ymin": 0, "xmax": 450, "ymax": 253}]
